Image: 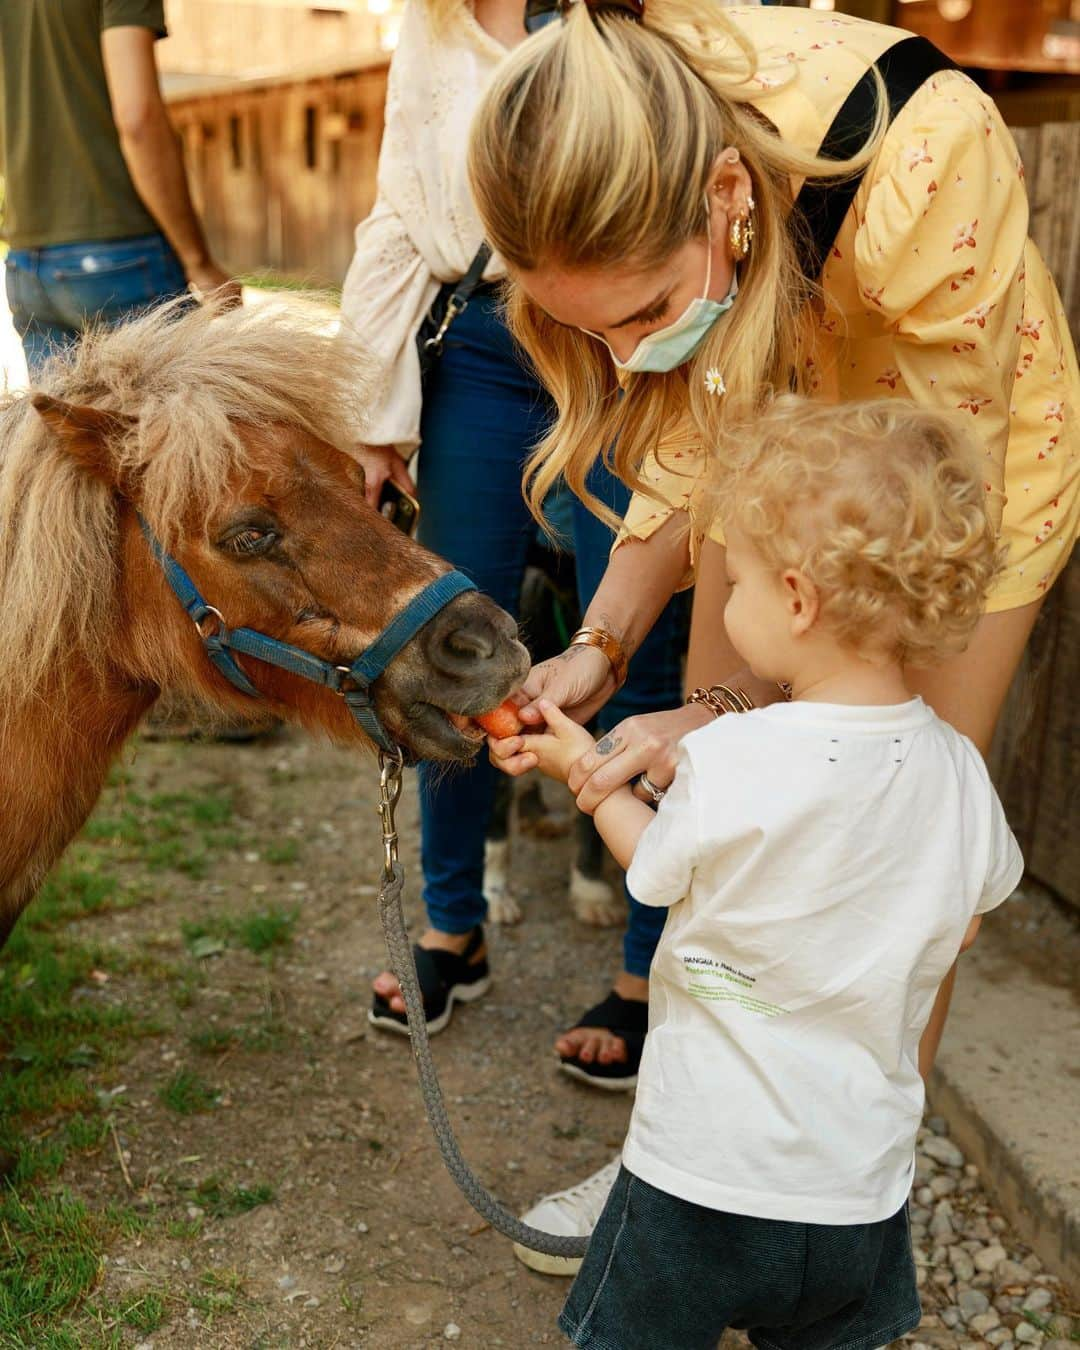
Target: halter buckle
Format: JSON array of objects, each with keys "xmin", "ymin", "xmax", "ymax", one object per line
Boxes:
[{"xmin": 193, "ymin": 606, "xmax": 226, "ymax": 640}]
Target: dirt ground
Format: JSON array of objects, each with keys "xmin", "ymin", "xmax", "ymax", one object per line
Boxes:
[
  {"xmin": 33, "ymin": 728, "xmax": 633, "ymax": 1348},
  {"xmin": 9, "ymin": 724, "xmax": 1078, "ymax": 1349}
]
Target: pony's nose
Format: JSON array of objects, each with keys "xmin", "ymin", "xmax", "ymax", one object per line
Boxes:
[
  {"xmin": 425, "ymin": 615, "xmax": 500, "ymax": 674},
  {"xmin": 442, "ymin": 622, "xmax": 497, "ymax": 662},
  {"xmin": 421, "ymin": 592, "xmax": 515, "ymax": 676}
]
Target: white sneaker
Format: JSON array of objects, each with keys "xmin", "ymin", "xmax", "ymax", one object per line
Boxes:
[{"xmin": 512, "ymin": 1156, "xmax": 621, "ymax": 1277}]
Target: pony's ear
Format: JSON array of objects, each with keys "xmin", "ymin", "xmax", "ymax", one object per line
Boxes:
[{"xmin": 31, "ymin": 393, "xmax": 134, "ymax": 487}]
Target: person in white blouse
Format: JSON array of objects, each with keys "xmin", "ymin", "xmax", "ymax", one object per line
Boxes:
[{"xmin": 346, "ymin": 0, "xmax": 688, "ymax": 1081}]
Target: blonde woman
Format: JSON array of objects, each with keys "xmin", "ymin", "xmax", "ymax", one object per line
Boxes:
[
  {"xmin": 473, "ymin": 0, "xmax": 1077, "ymax": 1265},
  {"xmin": 343, "ymin": 0, "xmax": 689, "ymax": 1071}
]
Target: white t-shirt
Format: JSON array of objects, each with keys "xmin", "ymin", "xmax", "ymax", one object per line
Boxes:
[{"xmin": 623, "ymin": 697, "xmax": 1023, "ymax": 1225}]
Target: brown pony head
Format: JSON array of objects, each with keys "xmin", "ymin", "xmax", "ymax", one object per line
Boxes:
[{"xmin": 3, "ymin": 300, "xmax": 529, "ymax": 760}]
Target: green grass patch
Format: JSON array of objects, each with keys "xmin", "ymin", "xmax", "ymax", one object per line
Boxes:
[
  {"xmin": 64, "ymin": 1113, "xmax": 109, "ymax": 1152},
  {"xmin": 264, "ymin": 838, "xmax": 300, "ymax": 865},
  {"xmin": 0, "ymin": 899, "xmax": 141, "ymax": 1168},
  {"xmin": 182, "ymin": 904, "xmax": 298, "ymax": 960},
  {"xmin": 117, "ymin": 1290, "xmax": 168, "ymax": 1333},
  {"xmin": 0, "ymin": 1187, "xmax": 109, "ymax": 1337},
  {"xmin": 187, "ymin": 1026, "xmax": 238, "ymax": 1056},
  {"xmin": 0, "ymin": 755, "xmax": 254, "ymax": 1339},
  {"xmin": 191, "ymin": 1268, "xmax": 247, "ymax": 1323},
  {"xmin": 235, "ymin": 269, "xmax": 342, "ymax": 301},
  {"xmin": 74, "ymin": 785, "xmax": 238, "ymax": 881},
  {"xmin": 233, "ymin": 907, "xmax": 297, "ymax": 954},
  {"xmin": 158, "ymin": 1069, "xmax": 219, "ymax": 1116},
  {"xmin": 180, "ymin": 1175, "xmax": 275, "ymax": 1221}
]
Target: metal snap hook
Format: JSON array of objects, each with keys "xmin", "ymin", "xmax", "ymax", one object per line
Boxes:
[{"xmin": 377, "ymin": 746, "xmax": 405, "ymax": 878}]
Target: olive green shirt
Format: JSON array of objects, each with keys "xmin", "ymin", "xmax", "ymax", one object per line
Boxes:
[{"xmin": 0, "ymin": 0, "xmax": 167, "ymax": 249}]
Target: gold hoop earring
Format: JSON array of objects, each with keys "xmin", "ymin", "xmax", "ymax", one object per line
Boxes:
[{"xmin": 728, "ymin": 212, "xmax": 753, "ymax": 262}]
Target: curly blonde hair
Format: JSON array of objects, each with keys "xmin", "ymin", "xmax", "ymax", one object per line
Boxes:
[{"xmin": 716, "ymin": 398, "xmax": 1004, "ymax": 667}]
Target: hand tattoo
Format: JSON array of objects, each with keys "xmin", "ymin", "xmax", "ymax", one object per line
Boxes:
[{"xmin": 596, "ymin": 734, "xmax": 622, "ymax": 756}]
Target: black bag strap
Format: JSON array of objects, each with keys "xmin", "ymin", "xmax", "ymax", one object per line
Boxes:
[
  {"xmin": 792, "ymin": 34, "xmax": 957, "ymax": 284},
  {"xmin": 450, "ymin": 241, "xmax": 494, "ymax": 311},
  {"xmin": 421, "ymin": 241, "xmax": 494, "ymax": 358}
]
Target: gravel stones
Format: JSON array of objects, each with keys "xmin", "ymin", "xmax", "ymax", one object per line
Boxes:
[
  {"xmin": 995, "ymin": 1259, "xmax": 1033, "ymax": 1290},
  {"xmin": 958, "ymin": 1289, "xmax": 992, "ymax": 1320},
  {"xmin": 975, "ymin": 1244, "xmax": 1009, "ymax": 1273},
  {"xmin": 922, "ymin": 1136, "xmax": 967, "ymax": 1169},
  {"xmin": 896, "ymin": 1124, "xmax": 1073, "ymax": 1350}
]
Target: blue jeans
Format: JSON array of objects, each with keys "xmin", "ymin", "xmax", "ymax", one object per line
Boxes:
[
  {"xmin": 572, "ymin": 464, "xmax": 690, "ymax": 977},
  {"xmin": 416, "ymin": 286, "xmax": 687, "ymax": 979},
  {"xmin": 560, "ymin": 1168, "xmax": 920, "ymax": 1350},
  {"xmin": 5, "ymin": 232, "xmax": 189, "ymax": 373}
]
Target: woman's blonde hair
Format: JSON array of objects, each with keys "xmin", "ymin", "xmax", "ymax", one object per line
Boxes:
[
  {"xmin": 716, "ymin": 397, "xmax": 1003, "ymax": 666},
  {"xmin": 467, "ymin": 1, "xmax": 886, "ymax": 528}
]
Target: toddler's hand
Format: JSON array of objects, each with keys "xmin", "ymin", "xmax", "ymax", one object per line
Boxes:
[{"xmin": 495, "ymin": 699, "xmax": 595, "ymax": 785}]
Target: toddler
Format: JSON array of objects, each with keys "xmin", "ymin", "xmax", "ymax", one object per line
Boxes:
[{"xmin": 520, "ymin": 397, "xmax": 1022, "ymax": 1350}]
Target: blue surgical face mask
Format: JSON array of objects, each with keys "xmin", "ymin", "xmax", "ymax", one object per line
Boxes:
[{"xmin": 587, "ymin": 208, "xmax": 737, "ymax": 374}]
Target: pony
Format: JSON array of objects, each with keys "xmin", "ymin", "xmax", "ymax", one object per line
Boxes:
[{"xmin": 0, "ymin": 299, "xmax": 529, "ymax": 946}]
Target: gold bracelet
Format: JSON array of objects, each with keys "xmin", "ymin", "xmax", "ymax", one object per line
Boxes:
[
  {"xmin": 569, "ymin": 626, "xmax": 629, "ymax": 688},
  {"xmin": 686, "ymin": 684, "xmax": 756, "ymax": 718}
]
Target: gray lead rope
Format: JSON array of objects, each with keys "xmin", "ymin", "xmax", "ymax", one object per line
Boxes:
[{"xmin": 375, "ymin": 751, "xmax": 590, "ymax": 1259}]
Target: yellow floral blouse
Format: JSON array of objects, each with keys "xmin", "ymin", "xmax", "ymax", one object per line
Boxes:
[{"xmin": 620, "ymin": 6, "xmax": 1078, "ymax": 613}]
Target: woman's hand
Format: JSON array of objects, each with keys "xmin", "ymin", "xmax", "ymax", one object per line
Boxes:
[
  {"xmin": 518, "ymin": 646, "xmax": 616, "ymax": 728},
  {"xmin": 486, "ymin": 646, "xmax": 615, "ymax": 778},
  {"xmin": 569, "ymin": 704, "xmax": 714, "ymax": 813},
  {"xmin": 185, "ymin": 261, "xmax": 243, "ymax": 309},
  {"xmin": 354, "ymin": 443, "xmax": 417, "ymax": 509}
]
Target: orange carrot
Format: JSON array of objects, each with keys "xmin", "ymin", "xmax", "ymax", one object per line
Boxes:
[{"xmin": 475, "ymin": 699, "xmax": 523, "ymax": 739}]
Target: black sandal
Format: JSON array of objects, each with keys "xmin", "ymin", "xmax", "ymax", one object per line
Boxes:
[
  {"xmin": 368, "ymin": 926, "xmax": 490, "ymax": 1037},
  {"xmin": 558, "ymin": 991, "xmax": 648, "ymax": 1092}
]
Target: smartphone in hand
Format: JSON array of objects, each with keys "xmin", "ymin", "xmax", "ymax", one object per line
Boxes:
[{"xmin": 378, "ymin": 479, "xmax": 420, "ymax": 537}]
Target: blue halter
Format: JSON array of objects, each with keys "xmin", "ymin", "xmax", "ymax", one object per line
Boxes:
[{"xmin": 139, "ymin": 515, "xmax": 477, "ymax": 755}]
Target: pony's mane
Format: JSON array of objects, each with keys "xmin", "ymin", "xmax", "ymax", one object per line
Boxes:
[{"xmin": 0, "ymin": 298, "xmax": 376, "ymax": 711}]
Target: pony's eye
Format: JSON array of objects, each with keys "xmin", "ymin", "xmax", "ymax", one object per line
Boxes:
[{"xmin": 228, "ymin": 527, "xmax": 276, "ymax": 555}]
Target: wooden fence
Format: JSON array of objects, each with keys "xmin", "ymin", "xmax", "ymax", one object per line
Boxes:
[
  {"xmin": 988, "ymin": 105, "xmax": 1079, "ymax": 913},
  {"xmin": 167, "ymin": 62, "xmax": 389, "ymax": 285}
]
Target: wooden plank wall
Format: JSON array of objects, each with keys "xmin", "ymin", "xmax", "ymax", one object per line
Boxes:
[
  {"xmin": 169, "ymin": 66, "xmax": 389, "ymax": 285},
  {"xmin": 989, "ymin": 116, "xmax": 1079, "ymax": 912}
]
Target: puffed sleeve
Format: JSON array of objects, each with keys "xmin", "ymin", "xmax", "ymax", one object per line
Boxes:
[
  {"xmin": 338, "ymin": 0, "xmax": 441, "ymax": 453},
  {"xmin": 852, "ymin": 75, "xmax": 1028, "ymax": 531},
  {"xmin": 340, "ymin": 200, "xmax": 439, "ymax": 453},
  {"xmin": 614, "ymin": 411, "xmax": 708, "ymax": 585}
]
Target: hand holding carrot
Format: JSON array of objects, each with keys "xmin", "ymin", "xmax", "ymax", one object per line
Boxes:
[{"xmin": 488, "ymin": 698, "xmax": 595, "ymax": 785}]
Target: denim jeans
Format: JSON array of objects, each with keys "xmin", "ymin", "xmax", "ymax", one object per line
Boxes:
[
  {"xmin": 416, "ymin": 285, "xmax": 687, "ymax": 977},
  {"xmin": 571, "ymin": 463, "xmax": 690, "ymax": 976},
  {"xmin": 5, "ymin": 232, "xmax": 189, "ymax": 373},
  {"xmin": 560, "ymin": 1167, "xmax": 921, "ymax": 1350}
]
